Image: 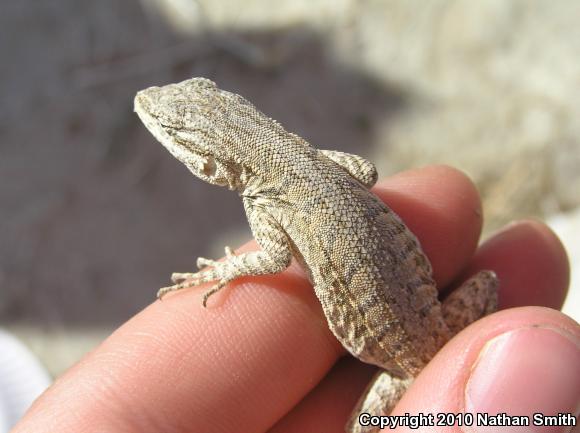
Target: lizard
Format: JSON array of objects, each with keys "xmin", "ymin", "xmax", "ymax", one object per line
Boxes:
[{"xmin": 134, "ymin": 77, "xmax": 499, "ymax": 432}]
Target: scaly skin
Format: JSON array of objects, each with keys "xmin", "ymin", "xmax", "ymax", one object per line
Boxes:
[{"xmin": 134, "ymin": 77, "xmax": 498, "ymax": 432}]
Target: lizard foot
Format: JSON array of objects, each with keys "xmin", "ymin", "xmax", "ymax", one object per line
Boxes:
[
  {"xmin": 157, "ymin": 277, "xmax": 229, "ymax": 307},
  {"xmin": 160, "ymin": 248, "xmax": 237, "ymax": 304},
  {"xmin": 194, "ymin": 246, "xmax": 236, "ymax": 270},
  {"xmin": 170, "ymin": 246, "xmax": 236, "ymax": 284}
]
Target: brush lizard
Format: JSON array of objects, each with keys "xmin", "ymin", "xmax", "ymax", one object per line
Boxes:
[{"xmin": 134, "ymin": 77, "xmax": 498, "ymax": 432}]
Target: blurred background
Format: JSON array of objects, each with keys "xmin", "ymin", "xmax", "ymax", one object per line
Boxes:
[{"xmin": 0, "ymin": 0, "xmax": 579, "ymax": 420}]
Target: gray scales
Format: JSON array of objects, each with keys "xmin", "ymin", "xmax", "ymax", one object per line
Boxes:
[{"xmin": 134, "ymin": 78, "xmax": 498, "ymax": 432}]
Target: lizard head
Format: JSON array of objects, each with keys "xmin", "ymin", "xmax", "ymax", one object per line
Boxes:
[{"xmin": 134, "ymin": 78, "xmax": 249, "ymax": 190}]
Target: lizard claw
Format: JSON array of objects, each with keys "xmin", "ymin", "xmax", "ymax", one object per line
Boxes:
[
  {"xmin": 158, "ymin": 273, "xmax": 205, "ymax": 297},
  {"xmin": 196, "ymin": 257, "xmax": 214, "ymax": 269},
  {"xmin": 162, "ymin": 246, "xmax": 237, "ymax": 304},
  {"xmin": 158, "ymin": 277, "xmax": 229, "ymax": 307},
  {"xmin": 171, "ymin": 272, "xmax": 195, "ymax": 283},
  {"xmin": 196, "ymin": 247, "xmax": 236, "ymax": 270},
  {"xmin": 157, "ymin": 284, "xmax": 180, "ymax": 299},
  {"xmin": 202, "ymin": 280, "xmax": 228, "ymax": 307}
]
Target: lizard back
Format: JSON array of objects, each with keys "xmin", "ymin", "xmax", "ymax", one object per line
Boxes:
[{"xmin": 275, "ymin": 154, "xmax": 451, "ymax": 377}]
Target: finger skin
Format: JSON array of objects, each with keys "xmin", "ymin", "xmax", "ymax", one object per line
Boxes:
[
  {"xmin": 464, "ymin": 219, "xmax": 570, "ymax": 310},
  {"xmin": 393, "ymin": 307, "xmax": 580, "ymax": 433},
  {"xmin": 12, "ymin": 166, "xmax": 569, "ymax": 433},
  {"xmin": 268, "ymin": 358, "xmax": 377, "ymax": 433},
  {"xmin": 270, "ymin": 309, "xmax": 579, "ymax": 433}
]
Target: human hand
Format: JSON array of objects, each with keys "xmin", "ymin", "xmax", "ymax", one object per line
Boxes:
[{"xmin": 12, "ymin": 166, "xmax": 578, "ymax": 433}]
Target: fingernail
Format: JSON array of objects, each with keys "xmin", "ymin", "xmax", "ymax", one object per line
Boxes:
[{"xmin": 465, "ymin": 326, "xmax": 580, "ymax": 433}]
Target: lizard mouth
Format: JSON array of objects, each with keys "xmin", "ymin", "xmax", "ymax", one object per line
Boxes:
[
  {"xmin": 134, "ymin": 92, "xmax": 162, "ymax": 135},
  {"xmin": 134, "ymin": 91, "xmax": 186, "ymax": 159},
  {"xmin": 134, "ymin": 90, "xmax": 159, "ymax": 121},
  {"xmin": 134, "ymin": 88, "xmax": 184, "ymax": 128}
]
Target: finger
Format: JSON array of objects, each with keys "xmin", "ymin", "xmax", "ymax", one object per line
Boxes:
[
  {"xmin": 11, "ymin": 166, "xmax": 494, "ymax": 433},
  {"xmin": 267, "ymin": 219, "xmax": 571, "ymax": 431},
  {"xmin": 393, "ymin": 307, "xmax": 580, "ymax": 432},
  {"xmin": 463, "ymin": 219, "xmax": 570, "ymax": 310},
  {"xmin": 374, "ymin": 165, "xmax": 484, "ymax": 286},
  {"xmin": 268, "ymin": 358, "xmax": 376, "ymax": 433},
  {"xmin": 271, "ymin": 309, "xmax": 579, "ymax": 433},
  {"xmin": 14, "ymin": 274, "xmax": 336, "ymax": 433}
]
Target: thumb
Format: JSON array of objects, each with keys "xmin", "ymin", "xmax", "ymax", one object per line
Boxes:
[{"xmin": 390, "ymin": 307, "xmax": 580, "ymax": 433}]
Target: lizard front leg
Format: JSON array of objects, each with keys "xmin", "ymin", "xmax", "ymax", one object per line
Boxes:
[
  {"xmin": 319, "ymin": 150, "xmax": 378, "ymax": 188},
  {"xmin": 159, "ymin": 207, "xmax": 292, "ymax": 307}
]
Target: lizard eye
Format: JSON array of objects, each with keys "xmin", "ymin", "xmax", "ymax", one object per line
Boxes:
[{"xmin": 158, "ymin": 114, "xmax": 184, "ymax": 129}]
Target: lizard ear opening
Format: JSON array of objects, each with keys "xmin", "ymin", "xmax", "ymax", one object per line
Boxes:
[
  {"xmin": 202, "ymin": 157, "xmax": 217, "ymax": 177},
  {"xmin": 185, "ymin": 155, "xmax": 232, "ymax": 188}
]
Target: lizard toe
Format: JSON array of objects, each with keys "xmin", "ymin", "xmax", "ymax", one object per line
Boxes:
[{"xmin": 196, "ymin": 257, "xmax": 217, "ymax": 269}]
